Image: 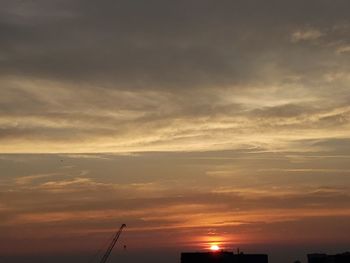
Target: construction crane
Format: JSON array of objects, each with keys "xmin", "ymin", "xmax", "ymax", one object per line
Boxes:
[{"xmin": 99, "ymin": 224, "xmax": 126, "ymax": 263}]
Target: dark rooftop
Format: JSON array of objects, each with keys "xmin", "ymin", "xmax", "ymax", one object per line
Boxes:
[{"xmin": 181, "ymin": 251, "xmax": 268, "ymax": 263}]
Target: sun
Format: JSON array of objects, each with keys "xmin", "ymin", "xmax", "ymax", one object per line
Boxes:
[{"xmin": 210, "ymin": 244, "xmax": 220, "ymax": 251}]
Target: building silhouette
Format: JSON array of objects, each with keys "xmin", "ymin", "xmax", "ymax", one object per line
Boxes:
[
  {"xmin": 307, "ymin": 252, "xmax": 350, "ymax": 263},
  {"xmin": 181, "ymin": 251, "xmax": 268, "ymax": 263}
]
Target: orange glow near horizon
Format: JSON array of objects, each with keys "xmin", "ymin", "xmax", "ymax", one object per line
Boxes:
[{"xmin": 193, "ymin": 234, "xmax": 229, "ymax": 252}]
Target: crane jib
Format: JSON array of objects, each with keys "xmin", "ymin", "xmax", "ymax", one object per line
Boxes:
[{"xmin": 99, "ymin": 224, "xmax": 126, "ymax": 263}]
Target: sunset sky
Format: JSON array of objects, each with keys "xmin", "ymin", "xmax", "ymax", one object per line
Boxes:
[{"xmin": 1, "ymin": 1, "xmax": 350, "ymax": 263}]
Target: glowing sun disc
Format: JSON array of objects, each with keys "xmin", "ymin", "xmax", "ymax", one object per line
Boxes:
[{"xmin": 210, "ymin": 245, "xmax": 220, "ymax": 251}]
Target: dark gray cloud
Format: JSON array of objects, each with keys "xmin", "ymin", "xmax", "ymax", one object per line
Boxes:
[
  {"xmin": 1, "ymin": 0, "xmax": 350, "ymax": 88},
  {"xmin": 0, "ymin": 0, "xmax": 349, "ymax": 153}
]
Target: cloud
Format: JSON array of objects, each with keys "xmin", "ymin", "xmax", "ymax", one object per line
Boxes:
[
  {"xmin": 0, "ymin": 0, "xmax": 349, "ymax": 153},
  {"xmin": 0, "ymin": 0, "xmax": 349, "ymax": 87},
  {"xmin": 336, "ymin": 45, "xmax": 350, "ymax": 54},
  {"xmin": 0, "ymin": 150, "xmax": 349, "ymax": 255},
  {"xmin": 0, "ymin": 2, "xmax": 350, "ymax": 259},
  {"xmin": 2, "ymin": 178, "xmax": 350, "ymax": 242},
  {"xmin": 291, "ymin": 28, "xmax": 323, "ymax": 42},
  {"xmin": 15, "ymin": 173, "xmax": 58, "ymax": 185}
]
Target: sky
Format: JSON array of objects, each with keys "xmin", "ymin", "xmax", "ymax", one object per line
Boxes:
[{"xmin": 0, "ymin": 0, "xmax": 350, "ymax": 262}]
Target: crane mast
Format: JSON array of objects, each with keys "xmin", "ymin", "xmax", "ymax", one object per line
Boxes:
[{"xmin": 99, "ymin": 224, "xmax": 126, "ymax": 263}]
